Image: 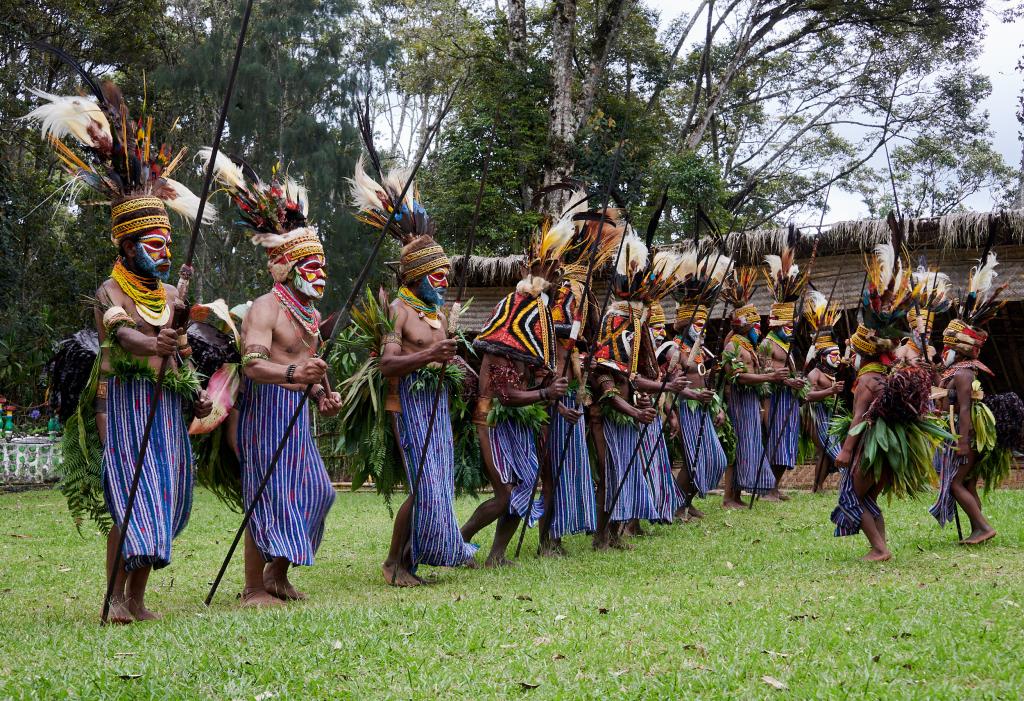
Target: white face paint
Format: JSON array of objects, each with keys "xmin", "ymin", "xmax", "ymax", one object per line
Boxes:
[{"xmin": 942, "ymin": 348, "xmax": 956, "ymax": 367}]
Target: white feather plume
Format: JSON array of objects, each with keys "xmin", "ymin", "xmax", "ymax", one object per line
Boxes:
[
  {"xmin": 22, "ymin": 89, "xmax": 111, "ymax": 148},
  {"xmin": 348, "ymin": 155, "xmax": 387, "ymax": 211},
  {"xmin": 873, "ymin": 242, "xmax": 896, "ymax": 289},
  {"xmin": 615, "ymin": 228, "xmax": 647, "ymax": 276},
  {"xmin": 162, "ymin": 178, "xmax": 217, "ymax": 224},
  {"xmin": 248, "ymin": 225, "xmax": 318, "ymax": 251},
  {"xmin": 284, "ymin": 177, "xmax": 308, "ymax": 217},
  {"xmin": 540, "ymin": 216, "xmax": 575, "ymax": 260},
  {"xmin": 198, "ymin": 147, "xmax": 247, "ymax": 193},
  {"xmin": 911, "ymin": 268, "xmax": 950, "ymax": 298},
  {"xmin": 807, "ymin": 289, "xmax": 827, "ymax": 315},
  {"xmin": 383, "ymin": 167, "xmax": 415, "ymax": 211},
  {"xmin": 559, "ymin": 189, "xmax": 590, "ymax": 225},
  {"xmin": 970, "ymin": 252, "xmax": 999, "ymax": 295},
  {"xmin": 710, "ymin": 254, "xmax": 734, "ymax": 282}
]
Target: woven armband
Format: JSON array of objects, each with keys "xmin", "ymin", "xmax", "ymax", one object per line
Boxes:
[
  {"xmin": 102, "ymin": 306, "xmax": 136, "ymax": 335},
  {"xmin": 241, "ymin": 344, "xmax": 271, "ymax": 366},
  {"xmin": 382, "ymin": 331, "xmax": 402, "ymax": 348}
]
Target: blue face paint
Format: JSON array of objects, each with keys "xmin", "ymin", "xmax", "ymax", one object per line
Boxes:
[
  {"xmin": 686, "ymin": 326, "xmax": 700, "ymax": 345},
  {"xmin": 133, "ymin": 241, "xmax": 170, "ymax": 282},
  {"xmin": 417, "ymin": 274, "xmax": 446, "ymax": 308},
  {"xmin": 746, "ymin": 328, "xmax": 760, "ymax": 345}
]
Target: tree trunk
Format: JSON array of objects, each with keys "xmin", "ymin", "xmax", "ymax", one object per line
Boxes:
[{"xmin": 541, "ymin": 0, "xmax": 578, "ymax": 216}]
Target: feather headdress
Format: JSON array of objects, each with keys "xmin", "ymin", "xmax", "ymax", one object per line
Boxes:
[
  {"xmin": 941, "ymin": 253, "xmax": 1007, "ymax": 359},
  {"xmin": 907, "ymin": 266, "xmax": 951, "ymax": 332},
  {"xmin": 559, "ymin": 195, "xmax": 626, "ymax": 282},
  {"xmin": 724, "ymin": 267, "xmax": 761, "ymax": 327},
  {"xmin": 803, "ymin": 289, "xmax": 843, "ymax": 366},
  {"xmin": 349, "ymin": 154, "xmax": 447, "ymax": 284},
  {"xmin": 673, "ymin": 246, "xmax": 732, "ymax": 328},
  {"xmin": 21, "ymin": 48, "xmax": 213, "ymax": 245},
  {"xmin": 849, "ymin": 240, "xmax": 913, "ymax": 360},
  {"xmin": 608, "ymin": 227, "xmax": 649, "ymax": 300},
  {"xmin": 763, "ymin": 245, "xmax": 807, "ymax": 328}
]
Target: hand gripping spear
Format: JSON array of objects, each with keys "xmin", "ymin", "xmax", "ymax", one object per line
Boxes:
[
  {"xmin": 748, "ymin": 229, "xmax": 820, "ymax": 509},
  {"xmin": 602, "ymin": 242, "xmax": 737, "ymax": 533},
  {"xmin": 393, "ymin": 132, "xmax": 493, "ymax": 584},
  {"xmin": 94, "ymin": 0, "xmax": 256, "ymax": 624},
  {"xmin": 205, "ymin": 83, "xmax": 462, "ymax": 605}
]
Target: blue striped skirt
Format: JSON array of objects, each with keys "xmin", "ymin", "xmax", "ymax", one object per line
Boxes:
[
  {"xmin": 236, "ymin": 380, "xmax": 335, "ymax": 566},
  {"xmin": 547, "ymin": 392, "xmax": 596, "ymax": 539},
  {"xmin": 395, "ymin": 373, "xmax": 478, "ymax": 567},
  {"xmin": 929, "ymin": 443, "xmax": 961, "ymax": 527},
  {"xmin": 103, "ymin": 377, "xmax": 193, "ymax": 571},
  {"xmin": 678, "ymin": 400, "xmax": 728, "ymax": 497},
  {"xmin": 728, "ymin": 385, "xmax": 775, "ymax": 494},
  {"xmin": 641, "ymin": 415, "xmax": 681, "ymax": 523},
  {"xmin": 831, "ymin": 467, "xmax": 882, "ymax": 537},
  {"xmin": 811, "ymin": 401, "xmax": 841, "ymax": 461},
  {"xmin": 488, "ymin": 419, "xmax": 544, "ymax": 525},
  {"xmin": 601, "ymin": 417, "xmax": 659, "ymax": 523},
  {"xmin": 766, "ymin": 386, "xmax": 800, "ymax": 468}
]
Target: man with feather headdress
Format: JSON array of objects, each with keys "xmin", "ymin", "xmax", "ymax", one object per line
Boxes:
[
  {"xmin": 460, "ymin": 217, "xmax": 572, "ymax": 566},
  {"xmin": 759, "ymin": 245, "xmax": 811, "ymax": 499},
  {"xmin": 589, "ymin": 232, "xmax": 689, "ymax": 548},
  {"xmin": 894, "ymin": 267, "xmax": 950, "ymax": 366},
  {"xmin": 669, "ymin": 249, "xmax": 732, "ymax": 516},
  {"xmin": 539, "ymin": 199, "xmax": 623, "ymax": 555},
  {"xmin": 802, "ymin": 291, "xmax": 847, "ymax": 473},
  {"xmin": 349, "ymin": 156, "xmax": 478, "ymax": 585},
  {"xmin": 23, "ymin": 67, "xmax": 214, "ymax": 623},
  {"xmin": 202, "ymin": 150, "xmax": 341, "ymax": 606},
  {"xmin": 929, "ymin": 254, "xmax": 1007, "ymax": 544},
  {"xmin": 831, "ymin": 241, "xmax": 952, "ymax": 561},
  {"xmin": 720, "ymin": 269, "xmax": 786, "ymax": 508}
]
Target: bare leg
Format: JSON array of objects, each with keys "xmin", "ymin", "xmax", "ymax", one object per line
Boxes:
[
  {"xmin": 241, "ymin": 529, "xmax": 283, "ymax": 608},
  {"xmin": 486, "ymin": 513, "xmax": 521, "ymax": 567},
  {"xmin": 103, "ymin": 526, "xmax": 133, "ymax": 624},
  {"xmin": 591, "ymin": 420, "xmax": 611, "ymax": 549},
  {"xmin": 853, "ymin": 467, "xmax": 890, "ymax": 561},
  {"xmin": 952, "ymin": 462, "xmax": 995, "ymax": 544},
  {"xmin": 722, "ymin": 466, "xmax": 744, "ymax": 509},
  {"xmin": 264, "ymin": 557, "xmax": 307, "ymax": 600},
  {"xmin": 460, "ymin": 424, "xmax": 513, "ymax": 543},
  {"xmin": 382, "ymin": 494, "xmax": 421, "ymax": 586},
  {"xmin": 124, "ymin": 566, "xmax": 160, "ymax": 621},
  {"xmin": 762, "ymin": 465, "xmax": 787, "ymax": 501}
]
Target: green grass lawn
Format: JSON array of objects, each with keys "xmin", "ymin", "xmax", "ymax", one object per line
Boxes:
[{"xmin": 1, "ymin": 487, "xmax": 1022, "ymax": 699}]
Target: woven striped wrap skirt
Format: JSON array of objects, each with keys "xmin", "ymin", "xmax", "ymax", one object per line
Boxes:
[
  {"xmin": 831, "ymin": 467, "xmax": 883, "ymax": 537},
  {"xmin": 395, "ymin": 373, "xmax": 478, "ymax": 567},
  {"xmin": 641, "ymin": 414, "xmax": 681, "ymax": 523},
  {"xmin": 728, "ymin": 385, "xmax": 775, "ymax": 495},
  {"xmin": 929, "ymin": 443, "xmax": 962, "ymax": 527},
  {"xmin": 237, "ymin": 380, "xmax": 335, "ymax": 566},
  {"xmin": 601, "ymin": 417, "xmax": 659, "ymax": 523},
  {"xmin": 766, "ymin": 386, "xmax": 800, "ymax": 468},
  {"xmin": 488, "ymin": 419, "xmax": 544, "ymax": 525},
  {"xmin": 811, "ymin": 401, "xmax": 841, "ymax": 461},
  {"xmin": 678, "ymin": 400, "xmax": 728, "ymax": 497},
  {"xmin": 547, "ymin": 391, "xmax": 596, "ymax": 539},
  {"xmin": 103, "ymin": 377, "xmax": 193, "ymax": 571}
]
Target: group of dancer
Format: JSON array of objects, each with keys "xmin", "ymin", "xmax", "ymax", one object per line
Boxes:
[{"xmin": 24, "ymin": 70, "xmax": 1022, "ymax": 625}]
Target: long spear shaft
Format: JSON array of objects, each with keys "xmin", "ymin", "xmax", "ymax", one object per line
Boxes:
[
  {"xmin": 602, "ymin": 245, "xmax": 736, "ymax": 530},
  {"xmin": 396, "ymin": 138, "xmax": 492, "ymax": 582},
  {"xmin": 101, "ymin": 0, "xmax": 255, "ymax": 624},
  {"xmin": 808, "ymin": 272, "xmax": 841, "ymax": 493},
  {"xmin": 748, "ymin": 234, "xmax": 820, "ymax": 509},
  {"xmin": 205, "ymin": 84, "xmax": 460, "ymax": 605}
]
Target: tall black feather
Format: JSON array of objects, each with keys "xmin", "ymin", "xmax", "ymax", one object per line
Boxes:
[{"xmin": 30, "ymin": 41, "xmax": 106, "ymax": 105}]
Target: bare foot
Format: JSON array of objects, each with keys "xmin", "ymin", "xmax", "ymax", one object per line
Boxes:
[
  {"xmin": 962, "ymin": 528, "xmax": 996, "ymax": 545},
  {"xmin": 610, "ymin": 538, "xmax": 635, "ymax": 551},
  {"xmin": 538, "ymin": 542, "xmax": 564, "ymax": 558},
  {"xmin": 722, "ymin": 499, "xmax": 745, "ymax": 510},
  {"xmin": 125, "ymin": 598, "xmax": 162, "ymax": 621},
  {"xmin": 382, "ymin": 562, "xmax": 422, "ymax": 587},
  {"xmin": 461, "ymin": 556, "xmax": 479, "ymax": 569},
  {"xmin": 484, "ymin": 555, "xmax": 518, "ymax": 568},
  {"xmin": 687, "ymin": 505, "xmax": 705, "ymax": 519},
  {"xmin": 104, "ymin": 599, "xmax": 134, "ymax": 625},
  {"xmin": 592, "ymin": 535, "xmax": 610, "ymax": 551},
  {"xmin": 860, "ymin": 549, "xmax": 892, "ymax": 562},
  {"xmin": 777, "ymin": 491, "xmax": 791, "ymax": 502},
  {"xmin": 760, "ymin": 491, "xmax": 783, "ymax": 502},
  {"xmin": 240, "ymin": 587, "xmax": 286, "ymax": 608},
  {"xmin": 264, "ymin": 575, "xmax": 307, "ymax": 601}
]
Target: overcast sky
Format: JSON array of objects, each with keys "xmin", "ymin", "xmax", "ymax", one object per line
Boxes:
[{"xmin": 644, "ymin": 0, "xmax": 1023, "ymax": 222}]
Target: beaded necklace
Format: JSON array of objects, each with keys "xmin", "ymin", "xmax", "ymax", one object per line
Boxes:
[
  {"xmin": 397, "ymin": 286, "xmax": 441, "ymax": 329},
  {"xmin": 273, "ymin": 282, "xmax": 320, "ymax": 336},
  {"xmin": 111, "ymin": 258, "xmax": 169, "ymax": 327}
]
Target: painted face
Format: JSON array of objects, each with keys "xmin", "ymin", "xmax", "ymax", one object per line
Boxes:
[
  {"xmin": 293, "ymin": 254, "xmax": 327, "ymax": 299},
  {"xmin": 942, "ymin": 348, "xmax": 956, "ymax": 367},
  {"xmin": 417, "ymin": 268, "xmax": 449, "ymax": 307},
  {"xmin": 651, "ymin": 323, "xmax": 666, "ymax": 345},
  {"xmin": 134, "ymin": 229, "xmax": 172, "ymax": 281},
  {"xmin": 747, "ymin": 322, "xmax": 761, "ymax": 345},
  {"xmin": 825, "ymin": 347, "xmax": 841, "ymax": 368},
  {"xmin": 692, "ymin": 317, "xmax": 706, "ymax": 336}
]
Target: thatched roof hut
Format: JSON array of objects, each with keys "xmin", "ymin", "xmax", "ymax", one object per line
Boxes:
[{"xmin": 445, "ymin": 209, "xmax": 1024, "ymax": 392}]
